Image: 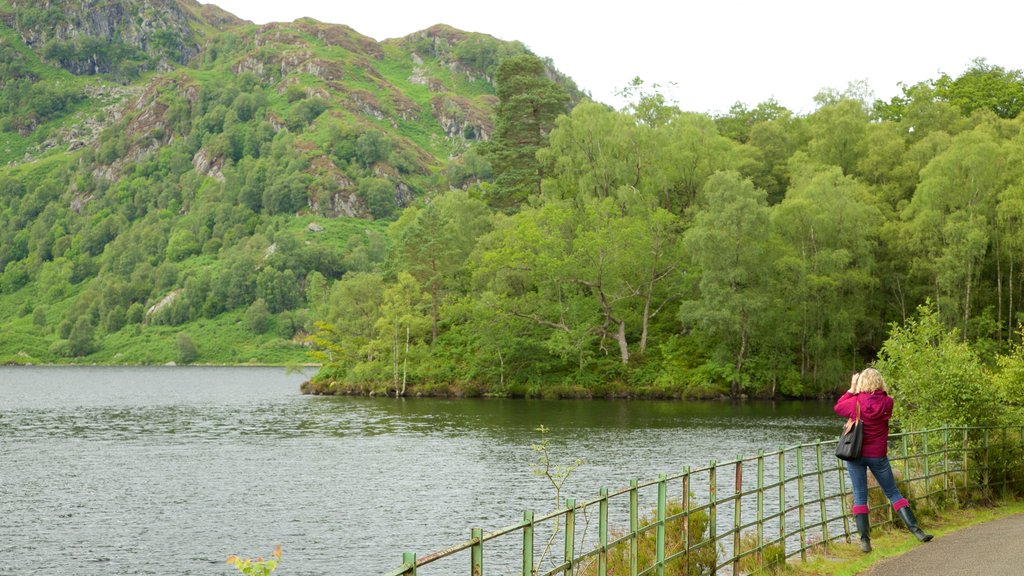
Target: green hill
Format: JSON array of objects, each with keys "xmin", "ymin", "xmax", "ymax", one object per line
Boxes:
[{"xmin": 0, "ymin": 0, "xmax": 581, "ymax": 365}]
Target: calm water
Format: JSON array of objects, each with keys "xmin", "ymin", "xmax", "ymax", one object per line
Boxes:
[{"xmin": 0, "ymin": 366, "xmax": 838, "ymax": 575}]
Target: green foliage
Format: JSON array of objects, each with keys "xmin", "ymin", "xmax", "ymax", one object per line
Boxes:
[
  {"xmin": 43, "ymin": 37, "xmax": 148, "ymax": 80},
  {"xmin": 599, "ymin": 497, "xmax": 717, "ymax": 576},
  {"xmin": 736, "ymin": 531, "xmax": 785, "ymax": 575},
  {"xmin": 484, "ymin": 53, "xmax": 569, "ymax": 210},
  {"xmin": 680, "ymin": 171, "xmax": 771, "ymax": 396},
  {"xmin": 67, "ymin": 316, "xmax": 96, "ymax": 357},
  {"xmin": 933, "ymin": 59, "xmax": 1024, "ymax": 119},
  {"xmin": 175, "ymin": 332, "xmax": 198, "ymax": 364},
  {"xmin": 991, "ymin": 330, "xmax": 1024, "ymax": 423},
  {"xmin": 226, "ymin": 545, "xmax": 281, "ymax": 576},
  {"xmin": 357, "ymin": 177, "xmax": 396, "ymax": 220},
  {"xmin": 246, "ymin": 299, "xmax": 271, "ymax": 334},
  {"xmin": 874, "ymin": 302, "xmax": 998, "ymax": 429}
]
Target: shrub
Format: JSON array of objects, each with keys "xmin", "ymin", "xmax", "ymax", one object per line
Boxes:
[
  {"xmin": 874, "ymin": 302, "xmax": 997, "ymax": 429},
  {"xmin": 246, "ymin": 299, "xmax": 270, "ymax": 334},
  {"xmin": 596, "ymin": 497, "xmax": 718, "ymax": 576},
  {"xmin": 737, "ymin": 531, "xmax": 786, "ymax": 574},
  {"xmin": 227, "ymin": 545, "xmax": 281, "ymax": 576},
  {"xmin": 176, "ymin": 333, "xmax": 198, "ymax": 365}
]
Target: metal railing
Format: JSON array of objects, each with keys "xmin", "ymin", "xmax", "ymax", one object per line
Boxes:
[{"xmin": 384, "ymin": 425, "xmax": 1024, "ymax": 576}]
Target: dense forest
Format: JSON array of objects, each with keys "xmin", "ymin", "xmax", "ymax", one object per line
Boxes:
[
  {"xmin": 306, "ymin": 61, "xmax": 1024, "ymax": 404},
  {"xmin": 2, "ymin": 2, "xmax": 1024, "ymax": 408}
]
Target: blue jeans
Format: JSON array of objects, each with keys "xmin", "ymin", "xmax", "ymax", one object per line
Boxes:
[{"xmin": 846, "ymin": 456, "xmax": 904, "ymax": 509}]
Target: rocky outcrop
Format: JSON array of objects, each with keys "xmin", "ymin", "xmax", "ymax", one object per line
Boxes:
[
  {"xmin": 307, "ymin": 156, "xmax": 369, "ymax": 218},
  {"xmin": 145, "ymin": 288, "xmax": 182, "ymax": 319},
  {"xmin": 291, "ymin": 19, "xmax": 383, "ymax": 59},
  {"xmin": 191, "ymin": 146, "xmax": 224, "ymax": 181},
  {"xmin": 7, "ymin": 0, "xmax": 236, "ymax": 74},
  {"xmin": 431, "ymin": 94, "xmax": 493, "ymax": 141}
]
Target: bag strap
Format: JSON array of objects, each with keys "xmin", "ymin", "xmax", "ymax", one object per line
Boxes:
[{"xmin": 854, "ymin": 396, "xmax": 861, "ymax": 422}]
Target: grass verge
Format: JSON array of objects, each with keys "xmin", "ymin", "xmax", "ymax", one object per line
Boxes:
[{"xmin": 784, "ymin": 498, "xmax": 1024, "ymax": 575}]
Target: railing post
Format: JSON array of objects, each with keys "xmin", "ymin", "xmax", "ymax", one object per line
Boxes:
[
  {"xmin": 815, "ymin": 443, "xmax": 828, "ymax": 547},
  {"xmin": 629, "ymin": 482, "xmax": 638, "ymax": 576},
  {"xmin": 657, "ymin": 475, "xmax": 667, "ymax": 576},
  {"xmin": 901, "ymin": 432, "xmax": 910, "ymax": 481},
  {"xmin": 1020, "ymin": 426, "xmax": 1024, "ymax": 494},
  {"xmin": 471, "ymin": 528, "xmax": 483, "ymax": 576},
  {"xmin": 599, "ymin": 487, "xmax": 609, "ymax": 576},
  {"xmin": 984, "ymin": 428, "xmax": 991, "ymax": 495},
  {"xmin": 838, "ymin": 451, "xmax": 850, "ymax": 543},
  {"xmin": 564, "ymin": 500, "xmax": 575, "ymax": 576},
  {"xmin": 709, "ymin": 461, "xmax": 717, "ymax": 576},
  {"xmin": 958, "ymin": 426, "xmax": 966, "ymax": 487},
  {"xmin": 523, "ymin": 510, "xmax": 534, "ymax": 576},
  {"xmin": 942, "ymin": 427, "xmax": 950, "ymax": 502},
  {"xmin": 923, "ymin": 430, "xmax": 931, "ymax": 508},
  {"xmin": 403, "ymin": 552, "xmax": 417, "ymax": 576},
  {"xmin": 733, "ymin": 457, "xmax": 742, "ymax": 576},
  {"xmin": 682, "ymin": 467, "xmax": 691, "ymax": 564},
  {"xmin": 756, "ymin": 450, "xmax": 764, "ymax": 571},
  {"xmin": 796, "ymin": 446, "xmax": 806, "ymax": 561},
  {"xmin": 999, "ymin": 424, "xmax": 1007, "ymax": 496},
  {"xmin": 778, "ymin": 447, "xmax": 786, "ymax": 559}
]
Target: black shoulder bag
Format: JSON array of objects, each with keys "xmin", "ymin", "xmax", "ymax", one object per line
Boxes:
[{"xmin": 835, "ymin": 397, "xmax": 863, "ymax": 461}]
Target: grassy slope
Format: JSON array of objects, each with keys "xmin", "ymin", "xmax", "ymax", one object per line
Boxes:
[
  {"xmin": 0, "ymin": 12, "xmax": 521, "ymax": 366},
  {"xmin": 0, "ymin": 216, "xmax": 386, "ymax": 366}
]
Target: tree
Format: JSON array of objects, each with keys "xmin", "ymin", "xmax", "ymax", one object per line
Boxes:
[
  {"xmin": 616, "ymin": 76, "xmax": 679, "ymax": 127},
  {"xmin": 874, "ymin": 303, "xmax": 997, "ymax": 429},
  {"xmin": 67, "ymin": 316, "xmax": 96, "ymax": 357},
  {"xmin": 246, "ymin": 299, "xmax": 271, "ymax": 334},
  {"xmin": 357, "ymin": 177, "xmax": 396, "ymax": 220},
  {"xmin": 660, "ymin": 113, "xmax": 747, "ymax": 214},
  {"xmin": 539, "ymin": 102, "xmax": 649, "ymax": 201},
  {"xmin": 934, "ymin": 59, "xmax": 1024, "ymax": 119},
  {"xmin": 997, "ymin": 183, "xmax": 1024, "ymax": 341},
  {"xmin": 389, "ymin": 191, "xmax": 492, "ymax": 342},
  {"xmin": 679, "ymin": 172, "xmax": 772, "ymax": 396},
  {"xmin": 903, "ymin": 126, "xmax": 1008, "ymax": 337},
  {"xmin": 806, "ymin": 99, "xmax": 869, "ymax": 176},
  {"xmin": 315, "ymin": 271, "xmax": 387, "ymax": 369},
  {"xmin": 472, "ymin": 202, "xmax": 598, "ymax": 369},
  {"xmin": 484, "ymin": 54, "xmax": 569, "ymax": 211},
  {"xmin": 176, "ymin": 333, "xmax": 198, "ymax": 364},
  {"xmin": 771, "ymin": 167, "xmax": 880, "ymax": 392},
  {"xmin": 473, "ymin": 195, "xmax": 681, "ymax": 368},
  {"xmin": 367, "ymin": 272, "xmax": 431, "ymax": 396}
]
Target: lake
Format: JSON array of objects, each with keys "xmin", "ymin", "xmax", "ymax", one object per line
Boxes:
[{"xmin": 0, "ymin": 366, "xmax": 838, "ymax": 575}]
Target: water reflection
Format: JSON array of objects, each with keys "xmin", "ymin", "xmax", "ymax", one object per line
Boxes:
[{"xmin": 0, "ymin": 367, "xmax": 838, "ymax": 575}]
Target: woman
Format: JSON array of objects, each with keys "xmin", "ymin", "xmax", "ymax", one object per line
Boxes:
[{"xmin": 834, "ymin": 368, "xmax": 932, "ymax": 552}]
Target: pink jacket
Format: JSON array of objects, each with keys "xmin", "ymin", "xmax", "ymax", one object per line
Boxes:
[{"xmin": 834, "ymin": 390, "xmax": 893, "ymax": 457}]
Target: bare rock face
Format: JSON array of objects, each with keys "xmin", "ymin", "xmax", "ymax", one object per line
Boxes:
[
  {"xmin": 145, "ymin": 288, "xmax": 182, "ymax": 320},
  {"xmin": 431, "ymin": 95, "xmax": 492, "ymax": 141},
  {"xmin": 8, "ymin": 0, "xmax": 222, "ymax": 75},
  {"xmin": 307, "ymin": 156, "xmax": 369, "ymax": 218},
  {"xmin": 191, "ymin": 147, "xmax": 224, "ymax": 182}
]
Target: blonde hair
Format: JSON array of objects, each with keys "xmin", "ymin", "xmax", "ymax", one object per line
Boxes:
[{"xmin": 857, "ymin": 368, "xmax": 886, "ymax": 393}]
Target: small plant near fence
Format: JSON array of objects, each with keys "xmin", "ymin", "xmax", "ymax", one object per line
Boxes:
[
  {"xmin": 226, "ymin": 545, "xmax": 281, "ymax": 576},
  {"xmin": 600, "ymin": 497, "xmax": 718, "ymax": 576}
]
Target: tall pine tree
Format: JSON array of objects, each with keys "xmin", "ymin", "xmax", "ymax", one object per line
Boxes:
[{"xmin": 485, "ymin": 54, "xmax": 569, "ymax": 211}]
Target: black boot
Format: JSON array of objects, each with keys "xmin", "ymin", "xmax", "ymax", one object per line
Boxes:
[
  {"xmin": 854, "ymin": 514, "xmax": 872, "ymax": 552},
  {"xmin": 896, "ymin": 506, "xmax": 933, "ymax": 542}
]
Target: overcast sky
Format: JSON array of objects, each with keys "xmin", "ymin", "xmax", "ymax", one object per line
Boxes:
[{"xmin": 204, "ymin": 0, "xmax": 1023, "ymax": 116}]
